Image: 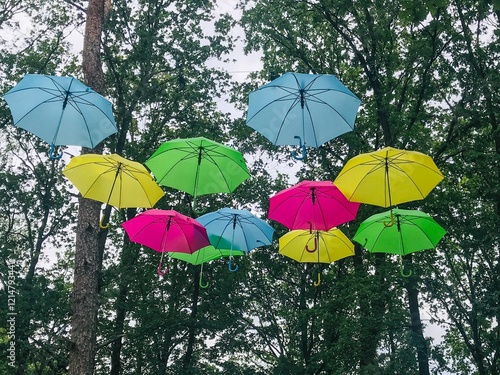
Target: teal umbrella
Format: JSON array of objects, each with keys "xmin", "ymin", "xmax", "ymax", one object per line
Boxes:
[
  {"xmin": 246, "ymin": 72, "xmax": 361, "ymax": 160},
  {"xmin": 3, "ymin": 74, "xmax": 117, "ymax": 159},
  {"xmin": 196, "ymin": 208, "xmax": 274, "ymax": 272},
  {"xmin": 353, "ymin": 209, "xmax": 446, "ymax": 276}
]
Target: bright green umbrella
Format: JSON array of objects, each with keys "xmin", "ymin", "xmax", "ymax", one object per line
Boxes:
[
  {"xmin": 353, "ymin": 209, "xmax": 446, "ymax": 275},
  {"xmin": 145, "ymin": 137, "xmax": 250, "ymax": 212},
  {"xmin": 169, "ymin": 244, "xmax": 245, "ymax": 288}
]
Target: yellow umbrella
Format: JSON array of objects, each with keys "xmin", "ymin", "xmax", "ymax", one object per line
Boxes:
[
  {"xmin": 334, "ymin": 147, "xmax": 443, "ymax": 208},
  {"xmin": 63, "ymin": 153, "xmax": 165, "ymax": 227},
  {"xmin": 279, "ymin": 228, "xmax": 355, "ymax": 286}
]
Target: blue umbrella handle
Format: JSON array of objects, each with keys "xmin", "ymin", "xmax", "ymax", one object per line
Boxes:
[
  {"xmin": 228, "ymin": 257, "xmax": 239, "ymax": 272},
  {"xmin": 49, "ymin": 144, "xmax": 63, "ymax": 160},
  {"xmin": 291, "ymin": 136, "xmax": 307, "ymax": 160}
]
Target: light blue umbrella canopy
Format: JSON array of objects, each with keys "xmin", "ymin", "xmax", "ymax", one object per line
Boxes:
[
  {"xmin": 3, "ymin": 74, "xmax": 117, "ymax": 157},
  {"xmin": 197, "ymin": 208, "xmax": 275, "ymax": 271},
  {"xmin": 246, "ymin": 72, "xmax": 361, "ymax": 160}
]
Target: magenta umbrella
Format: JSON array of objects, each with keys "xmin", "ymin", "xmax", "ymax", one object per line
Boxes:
[
  {"xmin": 268, "ymin": 180, "xmax": 360, "ymax": 231},
  {"xmin": 122, "ymin": 209, "xmax": 210, "ymax": 275}
]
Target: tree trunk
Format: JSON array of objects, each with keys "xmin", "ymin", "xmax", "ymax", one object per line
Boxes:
[
  {"xmin": 404, "ymin": 254, "xmax": 430, "ymax": 375},
  {"xmin": 68, "ymin": 1, "xmax": 106, "ymax": 374},
  {"xmin": 182, "ymin": 267, "xmax": 201, "ymax": 374}
]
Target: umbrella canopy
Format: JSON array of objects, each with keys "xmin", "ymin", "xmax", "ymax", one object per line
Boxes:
[
  {"xmin": 122, "ymin": 209, "xmax": 210, "ymax": 254},
  {"xmin": 246, "ymin": 72, "xmax": 361, "ymax": 160},
  {"xmin": 122, "ymin": 209, "xmax": 211, "ymax": 276},
  {"xmin": 169, "ymin": 244, "xmax": 246, "ymax": 288},
  {"xmin": 268, "ymin": 180, "xmax": 360, "ymax": 231},
  {"xmin": 145, "ymin": 137, "xmax": 250, "ymax": 210},
  {"xmin": 334, "ymin": 147, "xmax": 444, "ymax": 208},
  {"xmin": 352, "ymin": 209, "xmax": 447, "ymax": 257},
  {"xmin": 3, "ymin": 74, "xmax": 117, "ymax": 158},
  {"xmin": 197, "ymin": 208, "xmax": 274, "ymax": 271},
  {"xmin": 279, "ymin": 228, "xmax": 355, "ymax": 264},
  {"xmin": 62, "ymin": 153, "xmax": 164, "ymax": 209},
  {"xmin": 169, "ymin": 245, "xmax": 245, "ymax": 266}
]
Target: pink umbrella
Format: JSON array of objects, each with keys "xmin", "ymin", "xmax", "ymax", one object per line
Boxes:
[
  {"xmin": 268, "ymin": 180, "xmax": 360, "ymax": 231},
  {"xmin": 122, "ymin": 209, "xmax": 210, "ymax": 275}
]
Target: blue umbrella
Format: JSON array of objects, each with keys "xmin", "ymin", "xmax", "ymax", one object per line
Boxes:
[
  {"xmin": 197, "ymin": 208, "xmax": 275, "ymax": 272},
  {"xmin": 246, "ymin": 72, "xmax": 361, "ymax": 160},
  {"xmin": 3, "ymin": 74, "xmax": 117, "ymax": 159}
]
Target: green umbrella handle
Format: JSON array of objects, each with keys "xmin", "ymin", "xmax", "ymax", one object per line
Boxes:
[
  {"xmin": 291, "ymin": 136, "xmax": 307, "ymax": 161},
  {"xmin": 313, "ymin": 272, "xmax": 321, "ymax": 287},
  {"xmin": 399, "ymin": 256, "xmax": 413, "ymax": 277},
  {"xmin": 199, "ymin": 265, "xmax": 209, "ymax": 288},
  {"xmin": 192, "ymin": 195, "xmax": 206, "ymax": 215},
  {"xmin": 49, "ymin": 144, "xmax": 63, "ymax": 160}
]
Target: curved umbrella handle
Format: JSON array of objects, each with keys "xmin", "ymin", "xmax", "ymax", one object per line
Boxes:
[
  {"xmin": 99, "ymin": 215, "xmax": 110, "ymax": 229},
  {"xmin": 313, "ymin": 272, "xmax": 321, "ymax": 287},
  {"xmin": 228, "ymin": 257, "xmax": 239, "ymax": 272},
  {"xmin": 199, "ymin": 271, "xmax": 209, "ymax": 288},
  {"xmin": 192, "ymin": 196, "xmax": 206, "ymax": 216},
  {"xmin": 49, "ymin": 144, "xmax": 63, "ymax": 160},
  {"xmin": 291, "ymin": 136, "xmax": 307, "ymax": 160},
  {"xmin": 383, "ymin": 210, "xmax": 395, "ymax": 227},
  {"xmin": 306, "ymin": 235, "xmax": 318, "ymax": 252},
  {"xmin": 400, "ymin": 262, "xmax": 413, "ymax": 277},
  {"xmin": 157, "ymin": 261, "xmax": 169, "ymax": 276}
]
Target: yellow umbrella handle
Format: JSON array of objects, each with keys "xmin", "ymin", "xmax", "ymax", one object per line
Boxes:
[
  {"xmin": 99, "ymin": 215, "xmax": 110, "ymax": 229},
  {"xmin": 383, "ymin": 210, "xmax": 395, "ymax": 227},
  {"xmin": 313, "ymin": 272, "xmax": 321, "ymax": 287}
]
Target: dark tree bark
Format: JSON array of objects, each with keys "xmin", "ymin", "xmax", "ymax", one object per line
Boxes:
[{"xmin": 68, "ymin": 1, "xmax": 107, "ymax": 374}]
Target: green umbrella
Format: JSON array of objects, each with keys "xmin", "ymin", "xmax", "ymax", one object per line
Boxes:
[
  {"xmin": 145, "ymin": 137, "xmax": 250, "ymax": 212},
  {"xmin": 169, "ymin": 245, "xmax": 245, "ymax": 288},
  {"xmin": 353, "ymin": 209, "xmax": 446, "ymax": 276}
]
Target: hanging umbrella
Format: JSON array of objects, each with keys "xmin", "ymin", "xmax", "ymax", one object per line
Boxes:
[
  {"xmin": 145, "ymin": 137, "xmax": 250, "ymax": 212},
  {"xmin": 334, "ymin": 147, "xmax": 444, "ymax": 209},
  {"xmin": 352, "ymin": 208, "xmax": 446, "ymax": 276},
  {"xmin": 196, "ymin": 208, "xmax": 274, "ymax": 272},
  {"xmin": 279, "ymin": 228, "xmax": 355, "ymax": 286},
  {"xmin": 268, "ymin": 180, "xmax": 360, "ymax": 231},
  {"xmin": 246, "ymin": 72, "xmax": 361, "ymax": 160},
  {"xmin": 63, "ymin": 153, "xmax": 164, "ymax": 228},
  {"xmin": 2, "ymin": 74, "xmax": 117, "ymax": 159},
  {"xmin": 122, "ymin": 209, "xmax": 211, "ymax": 275},
  {"xmin": 169, "ymin": 245, "xmax": 245, "ymax": 288}
]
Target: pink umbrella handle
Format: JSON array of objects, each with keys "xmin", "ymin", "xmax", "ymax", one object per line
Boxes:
[{"xmin": 157, "ymin": 261, "xmax": 169, "ymax": 276}]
